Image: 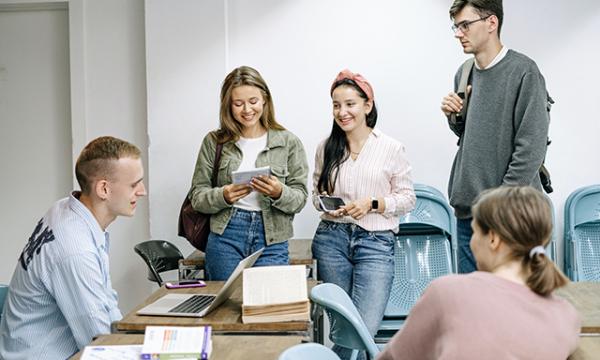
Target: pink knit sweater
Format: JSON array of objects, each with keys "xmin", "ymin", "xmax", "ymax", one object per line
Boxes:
[{"xmin": 378, "ymin": 272, "xmax": 580, "ymax": 360}]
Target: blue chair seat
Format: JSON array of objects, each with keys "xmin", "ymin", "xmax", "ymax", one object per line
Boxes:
[{"xmin": 279, "ymin": 343, "xmax": 340, "ymax": 360}]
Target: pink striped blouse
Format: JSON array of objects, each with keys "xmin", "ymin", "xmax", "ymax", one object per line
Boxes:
[{"xmin": 312, "ymin": 129, "xmax": 416, "ymax": 232}]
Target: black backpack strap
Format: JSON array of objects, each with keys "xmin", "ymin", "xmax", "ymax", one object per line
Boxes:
[{"xmin": 449, "ymin": 58, "xmax": 475, "ymax": 141}]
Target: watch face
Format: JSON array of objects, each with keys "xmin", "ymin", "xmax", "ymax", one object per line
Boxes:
[{"xmin": 372, "ymin": 199, "xmax": 378, "ymax": 210}]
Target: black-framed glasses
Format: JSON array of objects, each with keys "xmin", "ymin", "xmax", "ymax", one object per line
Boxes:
[{"xmin": 452, "ymin": 15, "xmax": 491, "ymax": 33}]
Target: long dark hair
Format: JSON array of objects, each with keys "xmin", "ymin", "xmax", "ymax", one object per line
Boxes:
[{"xmin": 317, "ymin": 79, "xmax": 378, "ymax": 194}]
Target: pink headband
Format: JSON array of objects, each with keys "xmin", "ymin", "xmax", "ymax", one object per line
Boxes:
[{"xmin": 331, "ymin": 69, "xmax": 374, "ymax": 101}]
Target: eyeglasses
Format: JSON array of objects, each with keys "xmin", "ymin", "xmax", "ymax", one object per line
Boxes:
[{"xmin": 452, "ymin": 15, "xmax": 491, "ymax": 33}]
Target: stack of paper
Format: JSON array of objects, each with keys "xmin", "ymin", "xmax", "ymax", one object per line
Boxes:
[
  {"xmin": 242, "ymin": 265, "xmax": 310, "ymax": 324},
  {"xmin": 81, "ymin": 345, "xmax": 142, "ymax": 360},
  {"xmin": 141, "ymin": 326, "xmax": 212, "ymax": 360}
]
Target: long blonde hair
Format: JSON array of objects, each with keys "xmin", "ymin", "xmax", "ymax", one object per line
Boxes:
[
  {"xmin": 472, "ymin": 186, "xmax": 568, "ymax": 296},
  {"xmin": 216, "ymin": 66, "xmax": 284, "ymax": 144}
]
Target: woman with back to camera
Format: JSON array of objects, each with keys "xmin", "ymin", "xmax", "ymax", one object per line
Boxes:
[
  {"xmin": 378, "ymin": 186, "xmax": 580, "ymax": 360},
  {"xmin": 312, "ymin": 69, "xmax": 416, "ymax": 360},
  {"xmin": 189, "ymin": 66, "xmax": 308, "ymax": 280}
]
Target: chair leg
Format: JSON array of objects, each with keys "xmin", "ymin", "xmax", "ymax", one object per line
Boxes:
[{"xmin": 349, "ymin": 349, "xmax": 359, "ymax": 360}]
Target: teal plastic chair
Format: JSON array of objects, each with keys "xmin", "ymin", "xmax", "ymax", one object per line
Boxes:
[
  {"xmin": 376, "ymin": 184, "xmax": 455, "ymax": 342},
  {"xmin": 310, "ymin": 283, "xmax": 380, "ymax": 360},
  {"xmin": 279, "ymin": 343, "xmax": 340, "ymax": 360},
  {"xmin": 564, "ymin": 185, "xmax": 600, "ymax": 281},
  {"xmin": 0, "ymin": 284, "xmax": 8, "ymax": 322}
]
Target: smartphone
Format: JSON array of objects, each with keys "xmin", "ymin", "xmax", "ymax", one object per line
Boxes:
[
  {"xmin": 165, "ymin": 280, "xmax": 206, "ymax": 289},
  {"xmin": 318, "ymin": 195, "xmax": 346, "ymax": 212}
]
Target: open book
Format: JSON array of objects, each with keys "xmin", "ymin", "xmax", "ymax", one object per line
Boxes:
[{"xmin": 242, "ymin": 265, "xmax": 310, "ymax": 323}]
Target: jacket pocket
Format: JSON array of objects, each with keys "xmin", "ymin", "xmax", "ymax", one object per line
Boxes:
[
  {"xmin": 271, "ymin": 165, "xmax": 290, "ymax": 184},
  {"xmin": 216, "ymin": 159, "xmax": 231, "ymax": 186},
  {"xmin": 271, "ymin": 164, "xmax": 289, "ymax": 183}
]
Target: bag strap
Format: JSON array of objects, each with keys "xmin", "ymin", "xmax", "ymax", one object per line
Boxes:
[
  {"xmin": 211, "ymin": 142, "xmax": 224, "ymax": 187},
  {"xmin": 449, "ymin": 58, "xmax": 475, "ymax": 127}
]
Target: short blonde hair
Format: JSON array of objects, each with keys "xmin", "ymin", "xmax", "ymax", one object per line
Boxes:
[
  {"xmin": 472, "ymin": 186, "xmax": 568, "ymax": 296},
  {"xmin": 75, "ymin": 136, "xmax": 141, "ymax": 194}
]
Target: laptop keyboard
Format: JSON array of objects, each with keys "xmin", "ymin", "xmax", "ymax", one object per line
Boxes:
[{"xmin": 169, "ymin": 295, "xmax": 215, "ymax": 314}]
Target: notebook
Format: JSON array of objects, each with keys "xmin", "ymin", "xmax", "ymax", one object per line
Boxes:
[{"xmin": 136, "ymin": 248, "xmax": 263, "ymax": 317}]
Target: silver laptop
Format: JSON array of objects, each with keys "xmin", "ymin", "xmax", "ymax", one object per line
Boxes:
[{"xmin": 137, "ymin": 248, "xmax": 264, "ymax": 317}]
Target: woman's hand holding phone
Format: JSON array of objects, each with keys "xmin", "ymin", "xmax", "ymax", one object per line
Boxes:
[{"xmin": 318, "ymin": 194, "xmax": 346, "ymax": 217}]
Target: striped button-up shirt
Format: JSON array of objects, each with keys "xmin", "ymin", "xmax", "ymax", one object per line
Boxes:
[
  {"xmin": 0, "ymin": 192, "xmax": 121, "ymax": 360},
  {"xmin": 312, "ymin": 129, "xmax": 416, "ymax": 232}
]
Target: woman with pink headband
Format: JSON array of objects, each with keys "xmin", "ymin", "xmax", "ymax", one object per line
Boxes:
[{"xmin": 311, "ymin": 69, "xmax": 416, "ymax": 360}]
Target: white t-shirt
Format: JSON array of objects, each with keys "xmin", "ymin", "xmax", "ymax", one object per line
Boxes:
[{"xmin": 234, "ymin": 133, "xmax": 268, "ymax": 211}]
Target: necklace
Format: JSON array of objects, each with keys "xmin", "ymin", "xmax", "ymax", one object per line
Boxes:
[{"xmin": 350, "ymin": 151, "xmax": 360, "ymax": 155}]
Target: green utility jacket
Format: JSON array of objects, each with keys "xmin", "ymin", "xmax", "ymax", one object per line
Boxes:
[{"xmin": 190, "ymin": 129, "xmax": 308, "ymax": 245}]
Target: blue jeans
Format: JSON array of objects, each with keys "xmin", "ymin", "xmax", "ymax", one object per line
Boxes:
[
  {"xmin": 457, "ymin": 217, "xmax": 477, "ymax": 273},
  {"xmin": 312, "ymin": 221, "xmax": 395, "ymax": 360},
  {"xmin": 205, "ymin": 207, "xmax": 289, "ymax": 280}
]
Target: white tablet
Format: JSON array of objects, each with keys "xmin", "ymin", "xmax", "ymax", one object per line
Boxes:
[{"xmin": 231, "ymin": 166, "xmax": 271, "ymax": 185}]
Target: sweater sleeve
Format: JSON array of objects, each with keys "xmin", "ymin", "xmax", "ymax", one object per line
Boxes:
[
  {"xmin": 502, "ymin": 72, "xmax": 549, "ymax": 185},
  {"xmin": 377, "ymin": 281, "xmax": 444, "ymax": 360}
]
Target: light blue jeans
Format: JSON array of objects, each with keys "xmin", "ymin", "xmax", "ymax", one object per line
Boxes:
[
  {"xmin": 312, "ymin": 220, "xmax": 395, "ymax": 360},
  {"xmin": 457, "ymin": 217, "xmax": 477, "ymax": 273},
  {"xmin": 205, "ymin": 207, "xmax": 289, "ymax": 281}
]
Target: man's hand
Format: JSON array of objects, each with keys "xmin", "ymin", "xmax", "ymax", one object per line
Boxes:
[
  {"xmin": 441, "ymin": 85, "xmax": 471, "ymax": 116},
  {"xmin": 251, "ymin": 175, "xmax": 283, "ymax": 199},
  {"xmin": 223, "ymin": 183, "xmax": 252, "ymax": 204}
]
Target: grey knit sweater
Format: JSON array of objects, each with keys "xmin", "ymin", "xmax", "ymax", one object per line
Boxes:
[{"xmin": 448, "ymin": 50, "xmax": 549, "ymax": 218}]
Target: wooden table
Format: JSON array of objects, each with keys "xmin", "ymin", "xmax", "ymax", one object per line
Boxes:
[
  {"xmin": 569, "ymin": 336, "xmax": 600, "ymax": 360},
  {"xmin": 180, "ymin": 238, "xmax": 317, "ymax": 280},
  {"xmin": 114, "ymin": 280, "xmax": 322, "ymax": 342},
  {"xmin": 71, "ymin": 334, "xmax": 307, "ymax": 360},
  {"xmin": 556, "ymin": 282, "xmax": 600, "ymax": 334}
]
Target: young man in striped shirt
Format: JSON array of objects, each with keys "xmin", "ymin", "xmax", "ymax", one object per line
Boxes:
[{"xmin": 0, "ymin": 136, "xmax": 147, "ymax": 359}]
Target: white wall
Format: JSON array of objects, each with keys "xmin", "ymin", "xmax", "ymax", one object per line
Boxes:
[
  {"xmin": 80, "ymin": 0, "xmax": 153, "ymax": 312},
  {"xmin": 146, "ymin": 0, "xmax": 600, "ymax": 269},
  {"xmin": 1, "ymin": 0, "xmax": 599, "ymax": 315},
  {"xmin": 0, "ymin": 0, "xmax": 152, "ymax": 313},
  {"xmin": 0, "ymin": 5, "xmax": 72, "ymax": 284}
]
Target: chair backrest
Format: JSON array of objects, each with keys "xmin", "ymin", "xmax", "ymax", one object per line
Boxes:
[
  {"xmin": 379, "ymin": 184, "xmax": 455, "ymax": 335},
  {"xmin": 564, "ymin": 185, "xmax": 600, "ymax": 281},
  {"xmin": 310, "ymin": 283, "xmax": 379, "ymax": 359},
  {"xmin": 384, "ymin": 233, "xmax": 453, "ymax": 318},
  {"xmin": 134, "ymin": 240, "xmax": 184, "ymax": 286},
  {"xmin": 0, "ymin": 284, "xmax": 8, "ymax": 322},
  {"xmin": 278, "ymin": 343, "xmax": 340, "ymax": 360},
  {"xmin": 400, "ymin": 185, "xmax": 456, "ymax": 268}
]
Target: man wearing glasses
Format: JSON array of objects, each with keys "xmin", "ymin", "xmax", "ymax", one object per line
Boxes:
[{"xmin": 440, "ymin": 0, "xmax": 550, "ymax": 273}]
